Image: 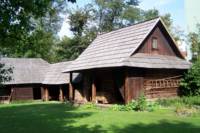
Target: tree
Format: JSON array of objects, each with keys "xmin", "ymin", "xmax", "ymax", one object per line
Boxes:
[
  {"xmin": 180, "ymin": 24, "xmax": 200, "ymax": 96},
  {"xmin": 0, "ymin": 0, "xmax": 77, "ymax": 63},
  {"xmin": 188, "ymin": 24, "xmax": 200, "ymax": 61},
  {"xmin": 94, "ymin": 0, "xmax": 140, "ymax": 32},
  {"xmin": 55, "ymin": 5, "xmax": 97, "ymax": 61},
  {"xmin": 0, "ymin": 0, "xmax": 76, "ymax": 86},
  {"xmin": 0, "ymin": 0, "xmax": 75, "ymax": 53},
  {"xmin": 0, "ymin": 63, "xmax": 12, "ymax": 88},
  {"xmin": 181, "ymin": 58, "xmax": 200, "ymax": 96}
]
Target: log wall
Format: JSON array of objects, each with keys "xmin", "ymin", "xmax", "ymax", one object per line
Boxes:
[{"xmin": 11, "ymin": 87, "xmax": 34, "ymax": 100}]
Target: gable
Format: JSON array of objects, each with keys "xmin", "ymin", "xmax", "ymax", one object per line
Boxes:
[{"xmin": 137, "ymin": 26, "xmax": 176, "ymax": 56}]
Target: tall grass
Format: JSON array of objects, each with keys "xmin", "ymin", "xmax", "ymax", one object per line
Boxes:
[{"xmin": 157, "ymin": 96, "xmax": 200, "ymax": 107}]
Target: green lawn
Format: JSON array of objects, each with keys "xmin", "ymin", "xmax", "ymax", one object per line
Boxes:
[{"xmin": 0, "ymin": 102, "xmax": 200, "ymax": 133}]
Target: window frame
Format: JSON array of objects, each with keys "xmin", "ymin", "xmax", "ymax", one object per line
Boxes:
[{"xmin": 152, "ymin": 37, "xmax": 158, "ymax": 50}]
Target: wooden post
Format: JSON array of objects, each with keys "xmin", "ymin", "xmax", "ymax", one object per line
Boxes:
[
  {"xmin": 59, "ymin": 86, "xmax": 64, "ymax": 102},
  {"xmin": 43, "ymin": 87, "xmax": 49, "ymax": 101},
  {"xmin": 124, "ymin": 71, "xmax": 129, "ymax": 104},
  {"xmin": 91, "ymin": 75, "xmax": 96, "ymax": 103},
  {"xmin": 69, "ymin": 72, "xmax": 73, "ymax": 101}
]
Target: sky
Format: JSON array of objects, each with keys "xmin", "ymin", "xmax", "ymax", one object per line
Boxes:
[
  {"xmin": 58, "ymin": 0, "xmax": 188, "ymax": 38},
  {"xmin": 185, "ymin": 0, "xmax": 200, "ymax": 32}
]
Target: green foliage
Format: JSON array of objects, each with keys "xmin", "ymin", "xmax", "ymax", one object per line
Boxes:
[
  {"xmin": 0, "ymin": 0, "xmax": 69, "ymax": 44},
  {"xmin": 180, "ymin": 24, "xmax": 200, "ymax": 96},
  {"xmin": 188, "ymin": 24, "xmax": 200, "ymax": 61},
  {"xmin": 135, "ymin": 94, "xmax": 147, "ymax": 111},
  {"xmin": 111, "ymin": 94, "xmax": 148, "ymax": 111},
  {"xmin": 94, "ymin": 0, "xmax": 140, "ymax": 32},
  {"xmin": 56, "ymin": 5, "xmax": 97, "ymax": 61},
  {"xmin": 0, "ymin": 63, "xmax": 12, "ymax": 87},
  {"xmin": 180, "ymin": 59, "xmax": 200, "ymax": 96}
]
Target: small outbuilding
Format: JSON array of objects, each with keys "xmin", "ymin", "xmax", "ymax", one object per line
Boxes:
[
  {"xmin": 0, "ymin": 58, "xmax": 77, "ymax": 102},
  {"xmin": 64, "ymin": 18, "xmax": 191, "ymax": 104}
]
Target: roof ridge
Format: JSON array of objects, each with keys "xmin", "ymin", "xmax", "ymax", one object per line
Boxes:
[
  {"xmin": 97, "ymin": 17, "xmax": 160, "ymax": 37},
  {"xmin": 1, "ymin": 57, "xmax": 44, "ymax": 60}
]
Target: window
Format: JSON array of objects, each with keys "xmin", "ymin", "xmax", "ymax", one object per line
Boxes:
[{"xmin": 152, "ymin": 37, "xmax": 158, "ymax": 49}]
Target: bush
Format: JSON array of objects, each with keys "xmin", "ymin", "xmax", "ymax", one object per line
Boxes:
[
  {"xmin": 135, "ymin": 94, "xmax": 147, "ymax": 111},
  {"xmin": 180, "ymin": 59, "xmax": 200, "ymax": 96},
  {"xmin": 111, "ymin": 94, "xmax": 147, "ymax": 111},
  {"xmin": 111, "ymin": 102, "xmax": 135, "ymax": 111}
]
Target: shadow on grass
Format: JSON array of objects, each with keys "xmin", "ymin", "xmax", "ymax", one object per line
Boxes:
[
  {"xmin": 112, "ymin": 120, "xmax": 200, "ymax": 133},
  {"xmin": 0, "ymin": 103, "xmax": 105, "ymax": 133},
  {"xmin": 0, "ymin": 103, "xmax": 199, "ymax": 133}
]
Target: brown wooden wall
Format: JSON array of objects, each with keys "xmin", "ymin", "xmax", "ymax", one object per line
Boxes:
[
  {"xmin": 138, "ymin": 27, "xmax": 176, "ymax": 56},
  {"xmin": 126, "ymin": 68, "xmax": 185, "ymax": 100},
  {"xmin": 11, "ymin": 87, "xmax": 34, "ymax": 100},
  {"xmin": 75, "ymin": 68, "xmax": 186, "ymax": 104}
]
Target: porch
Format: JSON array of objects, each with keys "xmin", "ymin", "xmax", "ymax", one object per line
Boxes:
[{"xmin": 69, "ymin": 68, "xmax": 184, "ymax": 104}]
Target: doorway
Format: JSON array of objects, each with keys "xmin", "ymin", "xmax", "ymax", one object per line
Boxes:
[{"xmin": 33, "ymin": 87, "xmax": 41, "ymax": 100}]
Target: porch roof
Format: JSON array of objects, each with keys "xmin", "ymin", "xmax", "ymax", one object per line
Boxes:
[
  {"xmin": 42, "ymin": 61, "xmax": 72, "ymax": 85},
  {"xmin": 123, "ymin": 53, "xmax": 191, "ymax": 69}
]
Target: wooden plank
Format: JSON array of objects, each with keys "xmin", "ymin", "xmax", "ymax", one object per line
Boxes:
[
  {"xmin": 91, "ymin": 76, "xmax": 96, "ymax": 103},
  {"xmin": 59, "ymin": 86, "xmax": 64, "ymax": 102},
  {"xmin": 124, "ymin": 71, "xmax": 129, "ymax": 104},
  {"xmin": 69, "ymin": 72, "xmax": 73, "ymax": 101},
  {"xmin": 42, "ymin": 87, "xmax": 49, "ymax": 101}
]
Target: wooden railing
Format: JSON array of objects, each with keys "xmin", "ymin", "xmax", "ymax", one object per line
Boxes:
[
  {"xmin": 0, "ymin": 89, "xmax": 13, "ymax": 104},
  {"xmin": 0, "ymin": 96, "xmax": 11, "ymax": 104},
  {"xmin": 144, "ymin": 75, "xmax": 182, "ymax": 90}
]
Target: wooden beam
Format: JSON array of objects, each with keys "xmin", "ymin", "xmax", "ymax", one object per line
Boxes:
[
  {"xmin": 91, "ymin": 76, "xmax": 96, "ymax": 103},
  {"xmin": 59, "ymin": 86, "xmax": 64, "ymax": 102},
  {"xmin": 43, "ymin": 87, "xmax": 49, "ymax": 101},
  {"xmin": 69, "ymin": 72, "xmax": 73, "ymax": 101},
  {"xmin": 124, "ymin": 70, "xmax": 129, "ymax": 104}
]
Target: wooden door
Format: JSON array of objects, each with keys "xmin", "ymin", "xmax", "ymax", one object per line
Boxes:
[{"xmin": 127, "ymin": 77, "xmax": 144, "ymax": 102}]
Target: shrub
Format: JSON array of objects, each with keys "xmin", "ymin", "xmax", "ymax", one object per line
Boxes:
[
  {"xmin": 110, "ymin": 102, "xmax": 135, "ymax": 111},
  {"xmin": 111, "ymin": 94, "xmax": 148, "ymax": 111},
  {"xmin": 180, "ymin": 59, "xmax": 200, "ymax": 96},
  {"xmin": 135, "ymin": 94, "xmax": 147, "ymax": 111}
]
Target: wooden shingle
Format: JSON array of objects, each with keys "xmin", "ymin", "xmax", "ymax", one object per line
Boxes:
[{"xmin": 64, "ymin": 18, "xmax": 191, "ymax": 72}]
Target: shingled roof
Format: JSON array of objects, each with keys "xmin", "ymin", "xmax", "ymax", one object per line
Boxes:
[
  {"xmin": 42, "ymin": 61, "xmax": 72, "ymax": 85},
  {"xmin": 123, "ymin": 53, "xmax": 190, "ymax": 69},
  {"xmin": 0, "ymin": 58, "xmax": 76, "ymax": 85},
  {"xmin": 1, "ymin": 58, "xmax": 49, "ymax": 85},
  {"xmin": 64, "ymin": 18, "xmax": 191, "ymax": 72}
]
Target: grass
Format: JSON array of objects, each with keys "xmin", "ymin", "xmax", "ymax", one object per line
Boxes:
[
  {"xmin": 0, "ymin": 101, "xmax": 200, "ymax": 133},
  {"xmin": 157, "ymin": 96, "xmax": 200, "ymax": 107}
]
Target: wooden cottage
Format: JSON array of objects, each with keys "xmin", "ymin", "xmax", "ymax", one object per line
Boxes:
[
  {"xmin": 64, "ymin": 18, "xmax": 191, "ymax": 104},
  {"xmin": 0, "ymin": 58, "xmax": 78, "ymax": 103}
]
